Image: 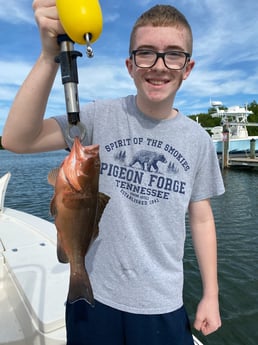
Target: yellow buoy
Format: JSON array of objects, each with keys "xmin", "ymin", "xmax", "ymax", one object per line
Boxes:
[{"xmin": 56, "ymin": 0, "xmax": 103, "ymax": 45}]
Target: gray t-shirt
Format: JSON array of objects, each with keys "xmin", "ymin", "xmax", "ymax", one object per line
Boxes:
[{"xmin": 54, "ymin": 95, "xmax": 224, "ymax": 314}]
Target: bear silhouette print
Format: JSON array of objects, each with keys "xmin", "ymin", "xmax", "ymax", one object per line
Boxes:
[{"xmin": 129, "ymin": 150, "xmax": 167, "ymax": 172}]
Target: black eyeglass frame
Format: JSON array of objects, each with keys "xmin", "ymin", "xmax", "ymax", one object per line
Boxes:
[{"xmin": 130, "ymin": 49, "xmax": 191, "ymax": 70}]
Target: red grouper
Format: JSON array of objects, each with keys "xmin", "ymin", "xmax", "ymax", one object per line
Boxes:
[{"xmin": 48, "ymin": 137, "xmax": 110, "ymax": 306}]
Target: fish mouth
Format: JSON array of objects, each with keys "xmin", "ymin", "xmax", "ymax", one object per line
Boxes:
[
  {"xmin": 73, "ymin": 136, "xmax": 81, "ymax": 148},
  {"xmin": 73, "ymin": 137, "xmax": 99, "ymax": 157}
]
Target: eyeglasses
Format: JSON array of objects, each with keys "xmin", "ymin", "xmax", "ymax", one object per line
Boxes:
[{"xmin": 130, "ymin": 49, "xmax": 191, "ymax": 70}]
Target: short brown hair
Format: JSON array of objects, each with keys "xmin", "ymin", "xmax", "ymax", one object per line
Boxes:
[{"xmin": 129, "ymin": 5, "xmax": 193, "ymax": 55}]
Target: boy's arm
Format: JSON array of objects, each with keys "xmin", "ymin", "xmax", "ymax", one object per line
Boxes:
[
  {"xmin": 2, "ymin": 0, "xmax": 66, "ymax": 153},
  {"xmin": 188, "ymin": 199, "xmax": 222, "ymax": 336}
]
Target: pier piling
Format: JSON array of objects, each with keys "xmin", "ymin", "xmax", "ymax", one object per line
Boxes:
[
  {"xmin": 250, "ymin": 138, "xmax": 256, "ymax": 159},
  {"xmin": 222, "ymin": 126, "xmax": 229, "ymax": 169}
]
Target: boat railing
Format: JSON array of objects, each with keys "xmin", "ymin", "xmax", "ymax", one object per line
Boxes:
[
  {"xmin": 223, "ymin": 122, "xmax": 258, "ymax": 127},
  {"xmin": 0, "ymin": 172, "xmax": 11, "ymax": 213}
]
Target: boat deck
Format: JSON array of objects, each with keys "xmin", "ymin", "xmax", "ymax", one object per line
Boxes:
[{"xmin": 0, "ymin": 207, "xmax": 69, "ymax": 345}]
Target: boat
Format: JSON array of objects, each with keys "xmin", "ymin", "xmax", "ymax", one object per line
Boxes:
[
  {"xmin": 0, "ymin": 172, "xmax": 203, "ymax": 345},
  {"xmin": 0, "ymin": 172, "xmax": 69, "ymax": 345},
  {"xmin": 210, "ymin": 101, "xmax": 258, "ymax": 154}
]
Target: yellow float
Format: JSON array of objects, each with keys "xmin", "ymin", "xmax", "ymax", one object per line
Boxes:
[{"xmin": 56, "ymin": 0, "xmax": 103, "ymax": 45}]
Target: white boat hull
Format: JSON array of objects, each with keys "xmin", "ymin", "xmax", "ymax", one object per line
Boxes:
[
  {"xmin": 0, "ymin": 207, "xmax": 68, "ymax": 345},
  {"xmin": 213, "ymin": 136, "xmax": 258, "ymax": 154}
]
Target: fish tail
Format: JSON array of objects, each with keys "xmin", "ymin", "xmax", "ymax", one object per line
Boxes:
[{"xmin": 67, "ymin": 268, "xmax": 95, "ymax": 307}]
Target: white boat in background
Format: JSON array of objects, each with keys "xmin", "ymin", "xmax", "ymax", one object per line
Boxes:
[
  {"xmin": 210, "ymin": 101, "xmax": 258, "ymax": 154},
  {"xmin": 0, "ymin": 172, "xmax": 203, "ymax": 345}
]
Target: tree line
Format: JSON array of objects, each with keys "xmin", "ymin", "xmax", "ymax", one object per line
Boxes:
[{"xmin": 188, "ymin": 100, "xmax": 258, "ymax": 136}]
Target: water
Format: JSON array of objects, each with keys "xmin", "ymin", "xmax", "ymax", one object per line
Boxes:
[
  {"xmin": 0, "ymin": 149, "xmax": 67, "ymax": 221},
  {"xmin": 184, "ymin": 168, "xmax": 258, "ymax": 344},
  {"xmin": 1, "ymin": 149, "xmax": 258, "ymax": 345}
]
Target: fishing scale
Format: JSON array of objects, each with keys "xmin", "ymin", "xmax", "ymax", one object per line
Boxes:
[{"xmin": 55, "ymin": 0, "xmax": 103, "ymax": 142}]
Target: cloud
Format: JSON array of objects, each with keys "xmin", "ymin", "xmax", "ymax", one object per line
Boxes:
[
  {"xmin": 104, "ymin": 13, "xmax": 120, "ymax": 23},
  {"xmin": 78, "ymin": 58, "xmax": 134, "ymax": 98},
  {"xmin": 132, "ymin": 0, "xmax": 154, "ymax": 7},
  {"xmin": 0, "ymin": 0, "xmax": 34, "ymax": 24},
  {"xmin": 1, "ymin": 0, "xmax": 258, "ymax": 132},
  {"xmin": 191, "ymin": 0, "xmax": 258, "ymax": 63}
]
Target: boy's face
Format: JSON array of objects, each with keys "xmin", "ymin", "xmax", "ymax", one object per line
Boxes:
[{"xmin": 126, "ymin": 26, "xmax": 194, "ymax": 113}]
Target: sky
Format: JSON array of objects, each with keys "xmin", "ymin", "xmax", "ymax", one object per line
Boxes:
[{"xmin": 0, "ymin": 0, "xmax": 258, "ymax": 134}]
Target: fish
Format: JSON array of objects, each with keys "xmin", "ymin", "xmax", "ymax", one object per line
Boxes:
[{"xmin": 48, "ymin": 136, "xmax": 110, "ymax": 306}]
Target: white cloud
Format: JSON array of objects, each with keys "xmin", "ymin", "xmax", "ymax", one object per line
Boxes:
[
  {"xmin": 192, "ymin": 0, "xmax": 258, "ymax": 64},
  {"xmin": 78, "ymin": 58, "xmax": 134, "ymax": 97},
  {"xmin": 0, "ymin": 0, "xmax": 34, "ymax": 24},
  {"xmin": 104, "ymin": 13, "xmax": 120, "ymax": 23},
  {"xmin": 0, "ymin": 60, "xmax": 32, "ymax": 86},
  {"xmin": 1, "ymin": 0, "xmax": 258, "ymax": 133}
]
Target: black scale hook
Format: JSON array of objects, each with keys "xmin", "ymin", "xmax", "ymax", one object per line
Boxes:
[{"xmin": 55, "ymin": 34, "xmax": 87, "ymax": 142}]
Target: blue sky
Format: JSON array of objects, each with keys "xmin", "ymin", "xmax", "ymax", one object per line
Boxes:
[{"xmin": 1, "ymin": 0, "xmax": 258, "ymax": 134}]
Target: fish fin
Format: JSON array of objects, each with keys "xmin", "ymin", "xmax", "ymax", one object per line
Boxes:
[
  {"xmin": 50, "ymin": 196, "xmax": 57, "ymax": 216},
  {"xmin": 95, "ymin": 192, "xmax": 110, "ymax": 226},
  {"xmin": 90, "ymin": 193, "xmax": 110, "ymax": 242},
  {"xmin": 57, "ymin": 232, "xmax": 69, "ymax": 263},
  {"xmin": 48, "ymin": 167, "xmax": 60, "ymax": 186},
  {"xmin": 68, "ymin": 268, "xmax": 94, "ymax": 306}
]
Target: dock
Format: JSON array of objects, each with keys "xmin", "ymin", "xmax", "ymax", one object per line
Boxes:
[
  {"xmin": 218, "ymin": 121, "xmax": 258, "ymax": 170},
  {"xmin": 220, "ymin": 135, "xmax": 258, "ymax": 169},
  {"xmin": 228, "ymin": 156, "xmax": 258, "ymax": 169}
]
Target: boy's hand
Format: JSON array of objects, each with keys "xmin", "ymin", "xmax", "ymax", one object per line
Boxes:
[
  {"xmin": 33, "ymin": 0, "xmax": 65, "ymax": 59},
  {"xmin": 194, "ymin": 296, "xmax": 222, "ymax": 335}
]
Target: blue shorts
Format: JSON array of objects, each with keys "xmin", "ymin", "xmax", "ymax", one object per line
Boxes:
[{"xmin": 66, "ymin": 299, "xmax": 194, "ymax": 345}]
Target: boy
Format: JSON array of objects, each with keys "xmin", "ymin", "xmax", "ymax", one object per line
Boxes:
[{"xmin": 2, "ymin": 2, "xmax": 224, "ymax": 344}]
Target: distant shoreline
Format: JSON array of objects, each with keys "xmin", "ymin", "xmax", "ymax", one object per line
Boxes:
[{"xmin": 0, "ymin": 136, "xmax": 4, "ymax": 150}]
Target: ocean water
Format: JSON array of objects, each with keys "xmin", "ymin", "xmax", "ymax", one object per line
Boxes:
[
  {"xmin": 0, "ymin": 149, "xmax": 67, "ymax": 221},
  {"xmin": 184, "ymin": 168, "xmax": 258, "ymax": 344},
  {"xmin": 1, "ymin": 149, "xmax": 258, "ymax": 345}
]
